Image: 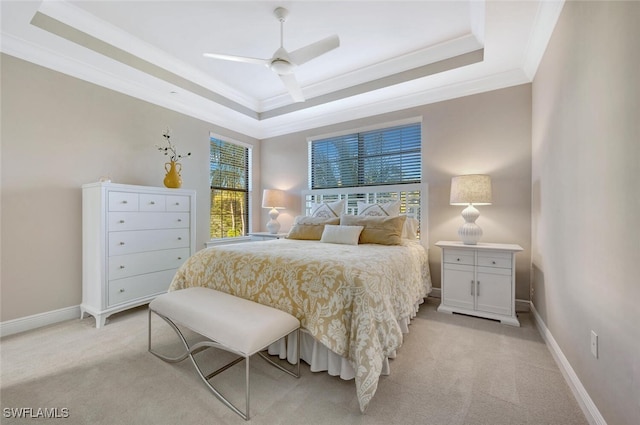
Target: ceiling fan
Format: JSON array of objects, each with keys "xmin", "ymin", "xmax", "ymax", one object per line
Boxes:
[{"xmin": 203, "ymin": 7, "xmax": 340, "ymax": 103}]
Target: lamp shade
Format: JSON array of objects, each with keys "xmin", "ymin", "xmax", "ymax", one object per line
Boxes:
[
  {"xmin": 450, "ymin": 175, "xmax": 492, "ymax": 205},
  {"xmin": 262, "ymin": 189, "xmax": 285, "ymax": 209}
]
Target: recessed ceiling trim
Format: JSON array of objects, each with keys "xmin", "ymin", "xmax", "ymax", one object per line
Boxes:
[
  {"xmin": 260, "ymin": 32, "xmax": 483, "ymax": 111},
  {"xmin": 30, "ymin": 10, "xmax": 260, "ymax": 120},
  {"xmin": 260, "ymin": 48, "xmax": 484, "ymax": 120}
]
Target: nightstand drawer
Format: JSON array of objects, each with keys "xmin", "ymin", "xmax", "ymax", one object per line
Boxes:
[
  {"xmin": 443, "ymin": 249, "xmax": 474, "ymax": 266},
  {"xmin": 477, "ymin": 252, "xmax": 512, "ymax": 268}
]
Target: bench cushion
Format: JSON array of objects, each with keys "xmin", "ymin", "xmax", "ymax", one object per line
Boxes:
[{"xmin": 150, "ymin": 287, "xmax": 300, "ymax": 356}]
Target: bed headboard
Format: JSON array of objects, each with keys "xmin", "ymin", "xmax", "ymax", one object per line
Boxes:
[{"xmin": 301, "ymin": 183, "xmax": 428, "ymax": 245}]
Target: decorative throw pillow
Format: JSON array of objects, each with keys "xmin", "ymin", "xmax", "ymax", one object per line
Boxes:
[
  {"xmin": 357, "ymin": 200, "xmax": 401, "ymax": 217},
  {"xmin": 286, "ymin": 216, "xmax": 340, "ymax": 240},
  {"xmin": 320, "ymin": 225, "xmax": 364, "ymax": 246},
  {"xmin": 340, "ymin": 214, "xmax": 407, "ymax": 245},
  {"xmin": 309, "ymin": 200, "xmax": 345, "ymax": 218}
]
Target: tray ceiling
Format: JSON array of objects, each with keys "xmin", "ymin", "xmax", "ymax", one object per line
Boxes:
[{"xmin": 1, "ymin": 1, "xmax": 564, "ymax": 138}]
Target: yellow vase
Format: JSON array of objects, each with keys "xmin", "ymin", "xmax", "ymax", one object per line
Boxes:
[{"xmin": 163, "ymin": 161, "xmax": 182, "ymax": 188}]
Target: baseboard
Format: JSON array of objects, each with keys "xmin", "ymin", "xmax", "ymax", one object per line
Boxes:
[
  {"xmin": 0, "ymin": 305, "xmax": 81, "ymax": 338},
  {"xmin": 516, "ymin": 298, "xmax": 530, "ymax": 312},
  {"xmin": 429, "ymin": 287, "xmax": 441, "ymax": 298},
  {"xmin": 530, "ymin": 302, "xmax": 607, "ymax": 425}
]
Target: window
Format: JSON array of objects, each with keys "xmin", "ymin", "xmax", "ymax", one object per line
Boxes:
[
  {"xmin": 309, "ymin": 122, "xmax": 421, "ymax": 189},
  {"xmin": 210, "ymin": 136, "xmax": 251, "ymax": 239}
]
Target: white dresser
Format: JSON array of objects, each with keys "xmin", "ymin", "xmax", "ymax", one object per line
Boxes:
[
  {"xmin": 435, "ymin": 241, "xmax": 522, "ymax": 326},
  {"xmin": 81, "ymin": 183, "xmax": 196, "ymax": 327}
]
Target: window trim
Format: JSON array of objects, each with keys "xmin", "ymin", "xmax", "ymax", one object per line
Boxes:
[{"xmin": 209, "ymin": 132, "xmax": 252, "ymax": 241}]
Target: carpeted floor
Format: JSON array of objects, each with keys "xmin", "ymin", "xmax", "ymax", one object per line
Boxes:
[{"xmin": 0, "ymin": 298, "xmax": 588, "ymax": 425}]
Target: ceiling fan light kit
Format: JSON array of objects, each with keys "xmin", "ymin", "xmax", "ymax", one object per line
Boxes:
[{"xmin": 203, "ymin": 6, "xmax": 340, "ymax": 103}]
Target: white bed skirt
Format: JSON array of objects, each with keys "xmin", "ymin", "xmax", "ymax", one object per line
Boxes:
[{"xmin": 267, "ymin": 298, "xmax": 424, "ymax": 380}]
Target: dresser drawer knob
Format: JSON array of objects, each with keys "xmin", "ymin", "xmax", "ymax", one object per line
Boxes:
[
  {"xmin": 492, "ymin": 261, "xmax": 496, "ymax": 264},
  {"xmin": 119, "ymin": 220, "xmax": 125, "ymax": 224},
  {"xmin": 150, "ymin": 201, "xmax": 155, "ymax": 205},
  {"xmin": 119, "ymin": 242, "xmax": 125, "ymax": 245},
  {"xmin": 119, "ymin": 288, "xmax": 125, "ymax": 293},
  {"xmin": 177, "ymin": 257, "xmax": 182, "ymax": 260},
  {"xmin": 122, "ymin": 200, "xmax": 127, "ymax": 204},
  {"xmin": 119, "ymin": 265, "xmax": 125, "ymax": 269},
  {"xmin": 456, "ymin": 258, "xmax": 461, "ymax": 262},
  {"xmin": 177, "ymin": 219, "xmax": 182, "ymax": 222},
  {"xmin": 175, "ymin": 202, "xmax": 180, "ymax": 206},
  {"xmin": 177, "ymin": 237, "xmax": 182, "ymax": 240}
]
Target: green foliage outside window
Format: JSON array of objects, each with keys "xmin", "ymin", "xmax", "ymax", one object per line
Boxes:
[{"xmin": 210, "ymin": 138, "xmax": 250, "ymax": 239}]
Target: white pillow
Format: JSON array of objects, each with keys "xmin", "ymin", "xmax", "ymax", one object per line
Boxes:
[
  {"xmin": 309, "ymin": 199, "xmax": 346, "ymax": 218},
  {"xmin": 320, "ymin": 225, "xmax": 364, "ymax": 245},
  {"xmin": 357, "ymin": 200, "xmax": 401, "ymax": 217},
  {"xmin": 401, "ymin": 216, "xmax": 420, "ymax": 240}
]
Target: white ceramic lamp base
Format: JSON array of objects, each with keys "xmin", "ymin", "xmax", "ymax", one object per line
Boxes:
[
  {"xmin": 266, "ymin": 208, "xmax": 281, "ymax": 234},
  {"xmin": 458, "ymin": 204, "xmax": 482, "ymax": 245}
]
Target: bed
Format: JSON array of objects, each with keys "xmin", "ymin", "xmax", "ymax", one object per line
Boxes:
[{"xmin": 168, "ymin": 184, "xmax": 432, "ymax": 412}]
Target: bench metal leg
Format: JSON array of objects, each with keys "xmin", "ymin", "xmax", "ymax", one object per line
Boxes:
[
  {"xmin": 257, "ymin": 328, "xmax": 301, "ymax": 378},
  {"xmin": 148, "ymin": 308, "xmax": 300, "ymax": 421}
]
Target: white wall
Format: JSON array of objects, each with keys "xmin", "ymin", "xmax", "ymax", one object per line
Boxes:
[
  {"xmin": 531, "ymin": 2, "xmax": 639, "ymax": 424},
  {"xmin": 261, "ymin": 84, "xmax": 532, "ymax": 299},
  {"xmin": 0, "ymin": 54, "xmax": 260, "ymax": 322}
]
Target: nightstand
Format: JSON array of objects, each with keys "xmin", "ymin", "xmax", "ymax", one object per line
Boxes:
[
  {"xmin": 435, "ymin": 241, "xmax": 523, "ymax": 326},
  {"xmin": 248, "ymin": 232, "xmax": 288, "ymax": 241}
]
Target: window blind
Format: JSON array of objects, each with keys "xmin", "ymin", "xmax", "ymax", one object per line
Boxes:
[
  {"xmin": 310, "ymin": 123, "xmax": 421, "ymax": 189},
  {"xmin": 210, "ymin": 137, "xmax": 251, "ymax": 239}
]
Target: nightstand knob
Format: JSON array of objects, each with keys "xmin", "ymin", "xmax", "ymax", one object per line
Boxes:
[
  {"xmin": 122, "ymin": 200, "xmax": 127, "ymax": 204},
  {"xmin": 177, "ymin": 219, "xmax": 182, "ymax": 222},
  {"xmin": 175, "ymin": 202, "xmax": 180, "ymax": 206},
  {"xmin": 178, "ymin": 237, "xmax": 182, "ymax": 240},
  {"xmin": 150, "ymin": 201, "xmax": 155, "ymax": 205},
  {"xmin": 119, "ymin": 265, "xmax": 125, "ymax": 269},
  {"xmin": 492, "ymin": 261, "xmax": 496, "ymax": 264},
  {"xmin": 119, "ymin": 288, "xmax": 125, "ymax": 293},
  {"xmin": 177, "ymin": 257, "xmax": 182, "ymax": 260},
  {"xmin": 457, "ymin": 258, "xmax": 461, "ymax": 262},
  {"xmin": 119, "ymin": 220, "xmax": 125, "ymax": 224},
  {"xmin": 119, "ymin": 242, "xmax": 125, "ymax": 245}
]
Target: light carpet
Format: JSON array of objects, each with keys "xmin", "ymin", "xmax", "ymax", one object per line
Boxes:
[{"xmin": 0, "ymin": 298, "xmax": 587, "ymax": 425}]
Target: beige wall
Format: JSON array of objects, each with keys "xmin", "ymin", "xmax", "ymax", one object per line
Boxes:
[
  {"xmin": 261, "ymin": 84, "xmax": 532, "ymax": 299},
  {"xmin": 531, "ymin": 1, "xmax": 639, "ymax": 424},
  {"xmin": 0, "ymin": 54, "xmax": 260, "ymax": 321}
]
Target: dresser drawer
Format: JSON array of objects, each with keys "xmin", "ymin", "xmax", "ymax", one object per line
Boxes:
[
  {"xmin": 443, "ymin": 249, "xmax": 475, "ymax": 266},
  {"xmin": 107, "ymin": 269, "xmax": 176, "ymax": 307},
  {"xmin": 108, "ymin": 192, "xmax": 138, "ymax": 211},
  {"xmin": 108, "ymin": 248, "xmax": 190, "ymax": 280},
  {"xmin": 108, "ymin": 212, "xmax": 189, "ymax": 231},
  {"xmin": 477, "ymin": 251, "xmax": 512, "ymax": 269},
  {"xmin": 166, "ymin": 195, "xmax": 190, "ymax": 212},
  {"xmin": 139, "ymin": 194, "xmax": 166, "ymax": 212},
  {"xmin": 108, "ymin": 228, "xmax": 190, "ymax": 256}
]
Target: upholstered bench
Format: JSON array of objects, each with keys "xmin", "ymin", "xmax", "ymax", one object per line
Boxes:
[{"xmin": 148, "ymin": 287, "xmax": 300, "ymax": 420}]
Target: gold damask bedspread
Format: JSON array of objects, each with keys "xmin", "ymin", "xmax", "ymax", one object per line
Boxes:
[{"xmin": 168, "ymin": 238, "xmax": 431, "ymax": 412}]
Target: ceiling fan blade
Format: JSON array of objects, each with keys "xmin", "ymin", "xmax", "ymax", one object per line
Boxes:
[
  {"xmin": 289, "ymin": 35, "xmax": 340, "ymax": 66},
  {"xmin": 202, "ymin": 52, "xmax": 269, "ymax": 66},
  {"xmin": 279, "ymin": 73, "xmax": 305, "ymax": 102}
]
